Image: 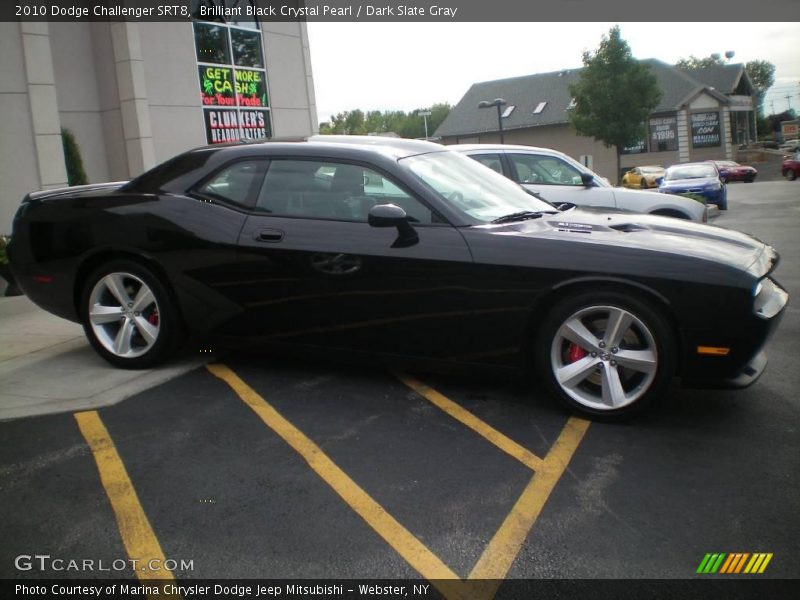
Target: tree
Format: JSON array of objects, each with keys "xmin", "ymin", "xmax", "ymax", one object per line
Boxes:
[
  {"xmin": 744, "ymin": 60, "xmax": 775, "ymax": 117},
  {"xmin": 568, "ymin": 26, "xmax": 661, "ymax": 183},
  {"xmin": 319, "ymin": 103, "xmax": 452, "ymax": 138}
]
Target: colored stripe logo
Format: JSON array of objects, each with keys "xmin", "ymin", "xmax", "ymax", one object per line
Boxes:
[{"xmin": 697, "ymin": 553, "xmax": 773, "ymax": 574}]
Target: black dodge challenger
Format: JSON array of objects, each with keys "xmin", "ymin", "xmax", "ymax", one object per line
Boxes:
[{"xmin": 7, "ymin": 137, "xmax": 788, "ymax": 418}]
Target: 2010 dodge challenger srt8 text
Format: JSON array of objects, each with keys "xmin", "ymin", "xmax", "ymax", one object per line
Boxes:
[{"xmin": 7, "ymin": 137, "xmax": 788, "ymax": 419}]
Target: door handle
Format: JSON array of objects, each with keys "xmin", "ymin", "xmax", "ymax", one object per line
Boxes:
[{"xmin": 255, "ymin": 229, "xmax": 284, "ymax": 243}]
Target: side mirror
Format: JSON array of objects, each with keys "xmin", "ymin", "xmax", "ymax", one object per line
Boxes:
[
  {"xmin": 368, "ymin": 204, "xmax": 418, "ymax": 248},
  {"xmin": 554, "ymin": 202, "xmax": 577, "ymax": 212},
  {"xmin": 580, "ymin": 173, "xmax": 594, "ymax": 187}
]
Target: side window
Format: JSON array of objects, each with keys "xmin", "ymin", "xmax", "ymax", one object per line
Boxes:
[
  {"xmin": 468, "ymin": 153, "xmax": 504, "ymax": 175},
  {"xmin": 510, "ymin": 154, "xmax": 584, "ymax": 186},
  {"xmin": 194, "ymin": 160, "xmax": 266, "ymax": 207},
  {"xmin": 255, "ymin": 160, "xmax": 437, "ymax": 224}
]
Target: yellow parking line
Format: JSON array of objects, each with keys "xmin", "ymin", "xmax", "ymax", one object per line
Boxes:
[
  {"xmin": 206, "ymin": 364, "xmax": 470, "ymax": 600},
  {"xmin": 209, "ymin": 364, "xmax": 589, "ymax": 600},
  {"xmin": 397, "ymin": 373, "xmax": 547, "ymax": 472},
  {"xmin": 74, "ymin": 411, "xmax": 174, "ymax": 585},
  {"xmin": 468, "ymin": 417, "xmax": 590, "ymax": 592}
]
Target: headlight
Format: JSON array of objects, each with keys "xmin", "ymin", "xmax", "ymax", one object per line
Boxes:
[{"xmin": 753, "ymin": 278, "xmax": 788, "ymax": 319}]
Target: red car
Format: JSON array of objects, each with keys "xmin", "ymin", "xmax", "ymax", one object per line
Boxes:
[
  {"xmin": 710, "ymin": 160, "xmax": 758, "ymax": 183},
  {"xmin": 782, "ymin": 154, "xmax": 799, "ymax": 181}
]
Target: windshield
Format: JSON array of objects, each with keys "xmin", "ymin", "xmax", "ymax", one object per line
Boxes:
[
  {"xmin": 665, "ymin": 164, "xmax": 717, "ymax": 180},
  {"xmin": 400, "ymin": 151, "xmax": 555, "ymax": 223}
]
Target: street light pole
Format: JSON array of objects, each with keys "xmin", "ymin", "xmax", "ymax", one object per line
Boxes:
[
  {"xmin": 419, "ymin": 110, "xmax": 431, "ymax": 140},
  {"xmin": 478, "ymin": 98, "xmax": 507, "ymax": 144}
]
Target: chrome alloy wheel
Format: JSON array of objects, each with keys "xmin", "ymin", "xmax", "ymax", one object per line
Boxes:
[
  {"xmin": 88, "ymin": 272, "xmax": 161, "ymax": 359},
  {"xmin": 550, "ymin": 305, "xmax": 658, "ymax": 411}
]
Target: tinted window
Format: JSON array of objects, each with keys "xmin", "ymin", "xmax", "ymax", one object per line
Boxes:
[
  {"xmin": 510, "ymin": 154, "xmax": 584, "ymax": 186},
  {"xmin": 231, "ymin": 28, "xmax": 264, "ymax": 68},
  {"xmin": 256, "ymin": 160, "xmax": 436, "ymax": 224},
  {"xmin": 469, "ymin": 154, "xmax": 504, "ymax": 174},
  {"xmin": 195, "ymin": 160, "xmax": 266, "ymax": 206},
  {"xmin": 193, "ymin": 22, "xmax": 231, "ymax": 65}
]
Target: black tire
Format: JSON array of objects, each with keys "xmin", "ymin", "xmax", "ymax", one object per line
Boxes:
[
  {"xmin": 720, "ymin": 176, "xmax": 728, "ymax": 185},
  {"xmin": 80, "ymin": 260, "xmax": 183, "ymax": 368},
  {"xmin": 535, "ymin": 291, "xmax": 675, "ymax": 420},
  {"xmin": 787, "ymin": 169, "xmax": 797, "ymax": 181},
  {"xmin": 640, "ymin": 179, "xmax": 648, "ymax": 189}
]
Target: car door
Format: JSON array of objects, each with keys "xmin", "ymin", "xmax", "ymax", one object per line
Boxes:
[
  {"xmin": 506, "ymin": 151, "xmax": 619, "ymax": 209},
  {"xmin": 230, "ymin": 157, "xmax": 476, "ymax": 360}
]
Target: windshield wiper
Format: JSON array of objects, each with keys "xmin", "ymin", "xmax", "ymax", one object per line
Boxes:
[{"xmin": 490, "ymin": 211, "xmax": 546, "ymax": 224}]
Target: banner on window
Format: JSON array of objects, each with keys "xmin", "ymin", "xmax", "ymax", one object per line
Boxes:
[
  {"xmin": 203, "ymin": 108, "xmax": 271, "ymax": 144},
  {"xmin": 691, "ymin": 112, "xmax": 720, "ymax": 148},
  {"xmin": 649, "ymin": 115, "xmax": 678, "ymax": 152}
]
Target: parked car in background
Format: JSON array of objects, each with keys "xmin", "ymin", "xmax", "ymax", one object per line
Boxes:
[
  {"xmin": 7, "ymin": 137, "xmax": 788, "ymax": 419},
  {"xmin": 710, "ymin": 160, "xmax": 757, "ymax": 184},
  {"xmin": 782, "ymin": 152, "xmax": 800, "ymax": 180},
  {"xmin": 453, "ymin": 144, "xmax": 707, "ymax": 222},
  {"xmin": 621, "ymin": 165, "xmax": 665, "ymax": 189},
  {"xmin": 659, "ymin": 162, "xmax": 727, "ymax": 210},
  {"xmin": 779, "ymin": 139, "xmax": 799, "ymax": 153}
]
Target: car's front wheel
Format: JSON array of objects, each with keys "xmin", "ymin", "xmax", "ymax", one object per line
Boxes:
[
  {"xmin": 786, "ymin": 169, "xmax": 797, "ymax": 181},
  {"xmin": 81, "ymin": 260, "xmax": 183, "ymax": 368},
  {"xmin": 536, "ymin": 292, "xmax": 675, "ymax": 419}
]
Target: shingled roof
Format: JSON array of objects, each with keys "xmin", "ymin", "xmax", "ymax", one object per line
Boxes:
[{"xmin": 435, "ymin": 59, "xmax": 740, "ymax": 138}]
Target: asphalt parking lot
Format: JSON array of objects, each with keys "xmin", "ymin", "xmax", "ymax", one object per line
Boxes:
[{"xmin": 1, "ymin": 181, "xmax": 798, "ymax": 596}]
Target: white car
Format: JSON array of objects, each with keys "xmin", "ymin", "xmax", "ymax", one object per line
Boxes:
[
  {"xmin": 779, "ymin": 139, "xmax": 799, "ymax": 152},
  {"xmin": 452, "ymin": 144, "xmax": 708, "ymax": 222}
]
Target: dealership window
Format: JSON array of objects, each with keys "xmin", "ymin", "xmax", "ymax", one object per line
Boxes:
[
  {"xmin": 192, "ymin": 0, "xmax": 272, "ymax": 144},
  {"xmin": 649, "ymin": 114, "xmax": 678, "ymax": 152},
  {"xmin": 691, "ymin": 112, "xmax": 721, "ymax": 148}
]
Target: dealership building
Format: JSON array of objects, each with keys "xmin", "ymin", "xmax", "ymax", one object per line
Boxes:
[
  {"xmin": 435, "ymin": 60, "xmax": 757, "ymax": 181},
  {"xmin": 0, "ymin": 9, "xmax": 318, "ymax": 231}
]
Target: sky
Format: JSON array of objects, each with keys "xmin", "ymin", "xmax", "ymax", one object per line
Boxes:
[{"xmin": 306, "ymin": 22, "xmax": 800, "ymax": 125}]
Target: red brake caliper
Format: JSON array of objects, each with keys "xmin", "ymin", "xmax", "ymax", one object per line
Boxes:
[
  {"xmin": 148, "ymin": 310, "xmax": 159, "ymax": 326},
  {"xmin": 567, "ymin": 343, "xmax": 587, "ymax": 363}
]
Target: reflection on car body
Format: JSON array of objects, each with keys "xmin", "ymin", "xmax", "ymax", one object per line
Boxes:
[{"xmin": 453, "ymin": 144, "xmax": 707, "ymax": 222}]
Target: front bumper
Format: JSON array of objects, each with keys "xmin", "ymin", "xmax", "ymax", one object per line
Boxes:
[
  {"xmin": 682, "ymin": 349, "xmax": 768, "ymax": 390},
  {"xmin": 679, "ymin": 278, "xmax": 787, "ymax": 389}
]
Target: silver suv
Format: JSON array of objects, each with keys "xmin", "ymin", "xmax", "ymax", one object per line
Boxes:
[{"xmin": 453, "ymin": 144, "xmax": 708, "ymax": 222}]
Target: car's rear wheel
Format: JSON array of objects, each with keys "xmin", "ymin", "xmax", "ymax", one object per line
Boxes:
[
  {"xmin": 536, "ymin": 291, "xmax": 675, "ymax": 419},
  {"xmin": 787, "ymin": 169, "xmax": 797, "ymax": 181},
  {"xmin": 81, "ymin": 260, "xmax": 182, "ymax": 368}
]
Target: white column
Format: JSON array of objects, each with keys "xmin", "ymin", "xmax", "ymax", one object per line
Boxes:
[
  {"xmin": 676, "ymin": 109, "xmax": 690, "ymax": 163},
  {"xmin": 110, "ymin": 22, "xmax": 155, "ymax": 177},
  {"xmin": 20, "ymin": 22, "xmax": 68, "ymax": 190},
  {"xmin": 722, "ymin": 106, "xmax": 733, "ymax": 159}
]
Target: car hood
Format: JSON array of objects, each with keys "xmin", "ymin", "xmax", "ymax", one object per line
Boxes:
[
  {"xmin": 483, "ymin": 209, "xmax": 774, "ymax": 279},
  {"xmin": 660, "ymin": 176, "xmax": 719, "ymax": 189}
]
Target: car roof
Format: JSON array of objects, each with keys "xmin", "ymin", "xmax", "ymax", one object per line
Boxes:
[
  {"xmin": 189, "ymin": 135, "xmax": 447, "ymax": 162},
  {"xmin": 448, "ymin": 143, "xmax": 564, "ymax": 155}
]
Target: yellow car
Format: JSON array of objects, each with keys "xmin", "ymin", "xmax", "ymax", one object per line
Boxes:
[{"xmin": 622, "ymin": 165, "xmax": 665, "ymax": 189}]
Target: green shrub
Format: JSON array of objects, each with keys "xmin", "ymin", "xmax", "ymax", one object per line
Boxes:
[
  {"xmin": 679, "ymin": 193, "xmax": 707, "ymax": 205},
  {"xmin": 0, "ymin": 236, "xmax": 9, "ymax": 266},
  {"xmin": 61, "ymin": 128, "xmax": 88, "ymax": 186}
]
